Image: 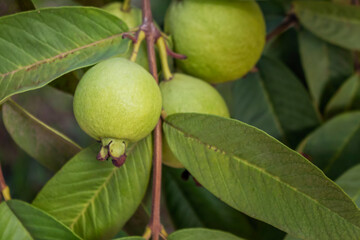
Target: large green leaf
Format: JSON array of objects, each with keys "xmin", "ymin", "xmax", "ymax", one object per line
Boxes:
[
  {"xmin": 298, "ymin": 29, "xmax": 354, "ymax": 109},
  {"xmin": 33, "ymin": 136, "xmax": 152, "ymax": 240},
  {"xmin": 0, "ymin": 7, "xmax": 130, "ymax": 103},
  {"xmin": 298, "ymin": 112, "xmax": 360, "ymax": 179},
  {"xmin": 167, "ymin": 228, "xmax": 245, "ymax": 240},
  {"xmin": 216, "ymin": 56, "xmax": 320, "ymax": 148},
  {"xmin": 325, "ymin": 73, "xmax": 360, "ymax": 117},
  {"xmin": 0, "ymin": 200, "xmax": 80, "ymax": 240},
  {"xmin": 294, "ymin": 1, "xmax": 360, "ymax": 50},
  {"xmin": 2, "ymin": 99, "xmax": 81, "ymax": 171},
  {"xmin": 163, "ymin": 167, "xmax": 253, "ymax": 239},
  {"xmin": 336, "ymin": 164, "xmax": 360, "ymax": 207},
  {"xmin": 284, "ymin": 163, "xmax": 360, "ymax": 240},
  {"xmin": 163, "ymin": 113, "xmax": 360, "ymax": 239}
]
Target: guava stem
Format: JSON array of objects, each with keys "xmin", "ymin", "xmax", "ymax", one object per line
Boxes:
[
  {"xmin": 121, "ymin": 0, "xmax": 131, "ymax": 12},
  {"xmin": 0, "ymin": 164, "xmax": 11, "ymax": 201},
  {"xmin": 130, "ymin": 30, "xmax": 146, "ymax": 62},
  {"xmin": 156, "ymin": 37, "xmax": 173, "ymax": 80},
  {"xmin": 266, "ymin": 13, "xmax": 297, "ymax": 42},
  {"xmin": 165, "ymin": 43, "xmax": 187, "ymax": 60}
]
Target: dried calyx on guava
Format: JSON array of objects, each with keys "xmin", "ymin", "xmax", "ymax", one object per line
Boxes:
[{"xmin": 73, "ymin": 58, "xmax": 162, "ymax": 167}]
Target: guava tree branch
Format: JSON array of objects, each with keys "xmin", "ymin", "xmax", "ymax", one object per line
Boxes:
[
  {"xmin": 141, "ymin": 0, "xmax": 163, "ymax": 239},
  {"xmin": 266, "ymin": 13, "xmax": 297, "ymax": 42}
]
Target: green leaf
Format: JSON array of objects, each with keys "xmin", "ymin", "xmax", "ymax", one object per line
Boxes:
[
  {"xmin": 336, "ymin": 164, "xmax": 360, "ymax": 207},
  {"xmin": 298, "ymin": 112, "xmax": 360, "ymax": 179},
  {"xmin": 2, "ymin": 99, "xmax": 81, "ymax": 171},
  {"xmin": 284, "ymin": 163, "xmax": 360, "ymax": 240},
  {"xmin": 294, "ymin": 1, "xmax": 360, "ymax": 50},
  {"xmin": 33, "ymin": 137, "xmax": 152, "ymax": 240},
  {"xmin": 163, "ymin": 167, "xmax": 253, "ymax": 239},
  {"xmin": 217, "ymin": 56, "xmax": 320, "ymax": 148},
  {"xmin": 325, "ymin": 73, "xmax": 360, "ymax": 117},
  {"xmin": 264, "ymin": 29, "xmax": 304, "ymax": 80},
  {"xmin": 0, "ymin": 200, "xmax": 80, "ymax": 240},
  {"xmin": 298, "ymin": 29, "xmax": 354, "ymax": 109},
  {"xmin": 31, "ymin": 0, "xmax": 79, "ymax": 8},
  {"xmin": 167, "ymin": 228, "xmax": 245, "ymax": 240},
  {"xmin": 0, "ymin": 7, "xmax": 130, "ymax": 103},
  {"xmin": 163, "ymin": 113, "xmax": 360, "ymax": 239}
]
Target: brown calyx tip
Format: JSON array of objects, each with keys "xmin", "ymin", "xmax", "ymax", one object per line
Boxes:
[{"xmin": 112, "ymin": 154, "xmax": 127, "ymax": 167}]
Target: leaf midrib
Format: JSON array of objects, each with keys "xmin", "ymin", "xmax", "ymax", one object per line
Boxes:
[
  {"xmin": 165, "ymin": 119, "xmax": 360, "ymax": 233},
  {"xmin": 0, "ymin": 32, "xmax": 124, "ymax": 78}
]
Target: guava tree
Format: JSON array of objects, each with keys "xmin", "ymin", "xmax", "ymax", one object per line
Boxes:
[{"xmin": 0, "ymin": 0, "xmax": 360, "ymax": 240}]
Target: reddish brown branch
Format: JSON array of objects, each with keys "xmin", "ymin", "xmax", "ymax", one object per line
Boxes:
[
  {"xmin": 266, "ymin": 13, "xmax": 297, "ymax": 42},
  {"xmin": 122, "ymin": 32, "xmax": 137, "ymax": 43},
  {"xmin": 351, "ymin": 0, "xmax": 360, "ymax": 5},
  {"xmin": 140, "ymin": 0, "xmax": 163, "ymax": 240}
]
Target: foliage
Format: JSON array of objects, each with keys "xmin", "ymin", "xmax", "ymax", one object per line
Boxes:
[{"xmin": 1, "ymin": 0, "xmax": 360, "ymax": 239}]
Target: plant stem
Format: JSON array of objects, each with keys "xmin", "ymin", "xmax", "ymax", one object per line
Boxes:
[
  {"xmin": 266, "ymin": 13, "xmax": 297, "ymax": 42},
  {"xmin": 130, "ymin": 30, "xmax": 146, "ymax": 62},
  {"xmin": 157, "ymin": 37, "xmax": 173, "ymax": 80},
  {"xmin": 0, "ymin": 164, "xmax": 10, "ymax": 201},
  {"xmin": 122, "ymin": 0, "xmax": 131, "ymax": 12},
  {"xmin": 141, "ymin": 0, "xmax": 163, "ymax": 239}
]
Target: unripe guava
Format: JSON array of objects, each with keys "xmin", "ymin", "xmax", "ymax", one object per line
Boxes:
[
  {"xmin": 160, "ymin": 73, "xmax": 230, "ymax": 168},
  {"xmin": 102, "ymin": 2, "xmax": 149, "ymax": 70},
  {"xmin": 103, "ymin": 2, "xmax": 142, "ymax": 29},
  {"xmin": 165, "ymin": 0, "xmax": 266, "ymax": 84},
  {"xmin": 73, "ymin": 58, "xmax": 162, "ymax": 167}
]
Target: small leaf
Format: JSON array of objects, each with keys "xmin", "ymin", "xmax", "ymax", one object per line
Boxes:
[
  {"xmin": 163, "ymin": 167, "xmax": 254, "ymax": 239},
  {"xmin": 298, "ymin": 29, "xmax": 354, "ymax": 109},
  {"xmin": 0, "ymin": 7, "xmax": 130, "ymax": 103},
  {"xmin": 298, "ymin": 112, "xmax": 360, "ymax": 179},
  {"xmin": 217, "ymin": 56, "xmax": 320, "ymax": 148},
  {"xmin": 294, "ymin": 1, "xmax": 360, "ymax": 50},
  {"xmin": 164, "ymin": 113, "xmax": 360, "ymax": 239},
  {"xmin": 2, "ymin": 99, "xmax": 81, "ymax": 171},
  {"xmin": 336, "ymin": 164, "xmax": 360, "ymax": 207},
  {"xmin": 0, "ymin": 200, "xmax": 80, "ymax": 240},
  {"xmin": 33, "ymin": 136, "xmax": 152, "ymax": 240},
  {"xmin": 167, "ymin": 228, "xmax": 245, "ymax": 240},
  {"xmin": 325, "ymin": 73, "xmax": 360, "ymax": 117}
]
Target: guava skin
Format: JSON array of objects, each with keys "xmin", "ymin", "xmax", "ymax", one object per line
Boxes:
[
  {"xmin": 165, "ymin": 0, "xmax": 266, "ymax": 84},
  {"xmin": 102, "ymin": 2, "xmax": 142, "ymax": 29},
  {"xmin": 73, "ymin": 58, "xmax": 162, "ymax": 166},
  {"xmin": 160, "ymin": 73, "xmax": 230, "ymax": 168}
]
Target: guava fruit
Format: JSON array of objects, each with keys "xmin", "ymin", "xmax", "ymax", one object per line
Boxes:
[
  {"xmin": 165, "ymin": 0, "xmax": 266, "ymax": 84},
  {"xmin": 73, "ymin": 58, "xmax": 162, "ymax": 167},
  {"xmin": 103, "ymin": 2, "xmax": 149, "ymax": 70},
  {"xmin": 160, "ymin": 73, "xmax": 230, "ymax": 168}
]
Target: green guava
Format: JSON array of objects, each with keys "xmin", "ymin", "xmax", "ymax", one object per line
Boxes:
[
  {"xmin": 102, "ymin": 2, "xmax": 149, "ymax": 70},
  {"xmin": 165, "ymin": 0, "xmax": 266, "ymax": 84},
  {"xmin": 160, "ymin": 73, "xmax": 230, "ymax": 168},
  {"xmin": 73, "ymin": 58, "xmax": 162, "ymax": 167}
]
